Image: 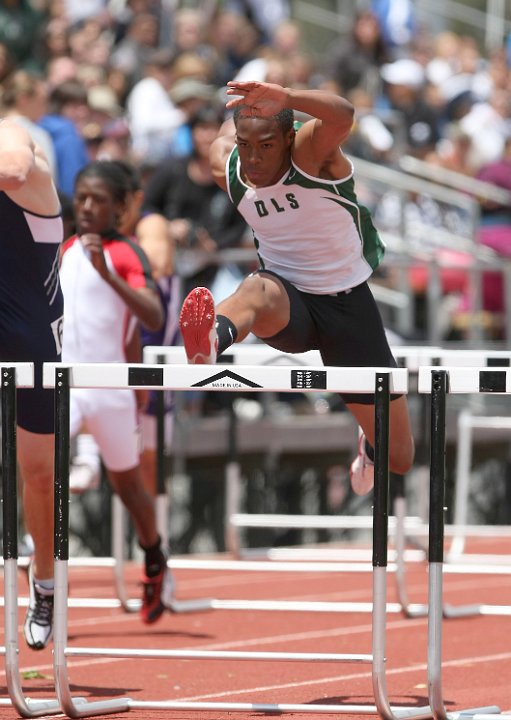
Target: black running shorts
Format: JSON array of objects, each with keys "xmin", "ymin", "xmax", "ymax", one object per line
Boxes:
[{"xmin": 254, "ymin": 269, "xmax": 398, "ymax": 405}]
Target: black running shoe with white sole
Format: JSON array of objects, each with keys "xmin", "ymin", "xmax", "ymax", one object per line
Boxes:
[{"xmin": 24, "ymin": 564, "xmax": 54, "ymax": 650}]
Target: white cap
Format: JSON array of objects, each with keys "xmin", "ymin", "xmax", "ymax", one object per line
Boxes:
[{"xmin": 380, "ymin": 59, "xmax": 425, "ymax": 89}]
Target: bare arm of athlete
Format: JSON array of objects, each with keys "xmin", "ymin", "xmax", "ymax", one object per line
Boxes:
[
  {"xmin": 80, "ymin": 232, "xmax": 164, "ymax": 332},
  {"xmin": 0, "ymin": 118, "xmax": 60, "ymax": 215}
]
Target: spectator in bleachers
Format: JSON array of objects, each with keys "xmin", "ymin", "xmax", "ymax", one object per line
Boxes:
[
  {"xmin": 425, "ymin": 31, "xmax": 462, "ymax": 88},
  {"xmin": 424, "ymin": 121, "xmax": 476, "ymax": 176},
  {"xmin": 170, "ymin": 7, "xmax": 212, "ymax": 59},
  {"xmin": 142, "ymin": 102, "xmax": 249, "ymax": 299},
  {"xmin": 224, "ymin": 0, "xmax": 291, "ymax": 46},
  {"xmin": 0, "ymin": 0, "xmax": 45, "ymax": 72},
  {"xmin": 379, "ymin": 57, "xmax": 440, "ymax": 158},
  {"xmin": 41, "ymin": 16, "xmax": 72, "ymax": 65},
  {"xmin": 343, "ymin": 87, "xmax": 395, "ymax": 163},
  {"xmin": 474, "ymin": 129, "xmax": 511, "ymax": 315},
  {"xmin": 459, "ymin": 86, "xmax": 511, "ymax": 169},
  {"xmin": 0, "ymin": 70, "xmax": 57, "ymax": 180},
  {"xmin": 125, "ymin": 48, "xmax": 185, "ymax": 167},
  {"xmin": 39, "ymin": 80, "xmax": 91, "ymax": 197},
  {"xmin": 63, "ymin": 0, "xmax": 109, "ymax": 27},
  {"xmin": 46, "ymin": 56, "xmax": 79, "ymax": 88},
  {"xmin": 67, "ymin": 16, "xmax": 113, "ymax": 68},
  {"xmin": 109, "ymin": 11, "xmax": 160, "ymax": 89},
  {"xmin": 167, "ymin": 77, "xmax": 219, "ymax": 158},
  {"xmin": 322, "ymin": 10, "xmax": 389, "ymax": 97},
  {"xmin": 205, "ymin": 10, "xmax": 261, "ymax": 87},
  {"xmin": 370, "ymin": 0, "xmax": 417, "ymax": 59}
]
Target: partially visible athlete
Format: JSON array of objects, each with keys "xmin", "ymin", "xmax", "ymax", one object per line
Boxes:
[
  {"xmin": 0, "ymin": 118, "xmax": 63, "ymax": 650},
  {"xmin": 179, "ymin": 80, "xmax": 415, "ymax": 495}
]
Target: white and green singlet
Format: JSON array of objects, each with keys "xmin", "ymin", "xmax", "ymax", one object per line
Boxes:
[{"xmin": 226, "ymin": 145, "xmax": 385, "ymax": 295}]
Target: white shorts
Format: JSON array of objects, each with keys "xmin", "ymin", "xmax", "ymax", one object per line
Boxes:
[
  {"xmin": 69, "ymin": 388, "xmax": 140, "ymax": 472},
  {"xmin": 140, "ymin": 411, "xmax": 174, "ymax": 452}
]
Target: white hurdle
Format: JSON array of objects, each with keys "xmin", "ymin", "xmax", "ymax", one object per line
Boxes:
[
  {"xmin": 0, "ymin": 364, "xmax": 84, "ymax": 718},
  {"xmin": 143, "ymin": 343, "xmax": 436, "ymax": 560},
  {"xmin": 141, "ymin": 344, "xmax": 511, "ymax": 621},
  {"xmin": 40, "ymin": 360, "xmax": 453, "ymax": 720}
]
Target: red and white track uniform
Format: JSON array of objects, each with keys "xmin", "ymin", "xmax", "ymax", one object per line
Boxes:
[{"xmin": 60, "ymin": 233, "xmax": 156, "ymax": 471}]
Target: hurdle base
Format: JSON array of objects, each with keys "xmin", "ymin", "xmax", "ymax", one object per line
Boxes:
[
  {"xmin": 447, "ymin": 706, "xmax": 501, "ymax": 720},
  {"xmin": 126, "ymin": 700, "xmax": 432, "ymax": 716},
  {"xmin": 58, "ymin": 696, "xmax": 132, "ymax": 718}
]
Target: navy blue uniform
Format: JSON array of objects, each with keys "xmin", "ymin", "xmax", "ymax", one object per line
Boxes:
[{"xmin": 0, "ymin": 192, "xmax": 64, "ymax": 433}]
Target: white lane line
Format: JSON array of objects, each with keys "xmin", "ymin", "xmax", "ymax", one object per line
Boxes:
[{"xmin": 174, "ymin": 649, "xmax": 511, "ymax": 703}]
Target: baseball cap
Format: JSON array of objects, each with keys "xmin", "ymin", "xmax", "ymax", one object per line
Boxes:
[
  {"xmin": 380, "ymin": 59, "xmax": 425, "ymax": 89},
  {"xmin": 169, "ymin": 79, "xmax": 216, "ymax": 105}
]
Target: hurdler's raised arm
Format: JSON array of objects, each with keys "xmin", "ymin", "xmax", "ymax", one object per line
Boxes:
[{"xmin": 226, "ymin": 81, "xmax": 354, "ymax": 140}]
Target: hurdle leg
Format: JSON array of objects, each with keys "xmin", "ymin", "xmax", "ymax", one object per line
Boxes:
[
  {"xmin": 111, "ymin": 494, "xmax": 139, "ymax": 612},
  {"xmin": 447, "ymin": 408, "xmax": 473, "ymax": 561},
  {"xmin": 372, "ymin": 373, "xmax": 432, "ymax": 719},
  {"xmin": 53, "ymin": 367, "xmax": 132, "ymax": 718},
  {"xmin": 109, "ymin": 382, "xmax": 171, "ymax": 614},
  {"xmin": 427, "ymin": 370, "xmax": 500, "ymax": 720},
  {"xmin": 155, "ymin": 382, "xmax": 169, "ymax": 549},
  {"xmin": 224, "ymin": 397, "xmax": 243, "ymax": 556}
]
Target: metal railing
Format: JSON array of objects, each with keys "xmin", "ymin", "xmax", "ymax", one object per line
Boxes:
[{"xmin": 292, "ymin": 0, "xmax": 511, "ymax": 54}]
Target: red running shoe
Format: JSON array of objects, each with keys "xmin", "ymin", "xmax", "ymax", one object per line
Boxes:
[
  {"xmin": 140, "ymin": 564, "xmax": 175, "ymax": 624},
  {"xmin": 179, "ymin": 287, "xmax": 218, "ymax": 364}
]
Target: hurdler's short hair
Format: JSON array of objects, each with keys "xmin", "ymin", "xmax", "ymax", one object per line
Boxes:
[{"xmin": 233, "ymin": 105, "xmax": 294, "ymax": 134}]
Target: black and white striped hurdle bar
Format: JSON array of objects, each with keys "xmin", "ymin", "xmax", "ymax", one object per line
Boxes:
[
  {"xmin": 418, "ymin": 366, "xmax": 511, "ymax": 394},
  {"xmin": 143, "ymin": 344, "xmax": 511, "ymax": 372},
  {"xmin": 44, "ymin": 361, "xmax": 409, "ymax": 394}
]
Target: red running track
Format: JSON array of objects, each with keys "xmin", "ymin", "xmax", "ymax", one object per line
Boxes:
[{"xmin": 1, "ymin": 537, "xmax": 511, "ymax": 719}]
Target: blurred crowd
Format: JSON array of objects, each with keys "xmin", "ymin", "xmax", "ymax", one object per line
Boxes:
[{"xmin": 1, "ymin": 0, "xmax": 511, "ymax": 337}]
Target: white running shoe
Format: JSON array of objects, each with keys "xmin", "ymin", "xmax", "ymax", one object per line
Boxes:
[
  {"xmin": 69, "ymin": 460, "xmax": 100, "ymax": 494},
  {"xmin": 179, "ymin": 287, "xmax": 218, "ymax": 364},
  {"xmin": 350, "ymin": 432, "xmax": 375, "ymax": 496},
  {"xmin": 24, "ymin": 565, "xmax": 54, "ymax": 651}
]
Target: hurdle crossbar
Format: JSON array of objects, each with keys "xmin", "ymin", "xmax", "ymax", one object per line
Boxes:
[{"xmin": 43, "ymin": 361, "xmax": 442, "ymax": 720}]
